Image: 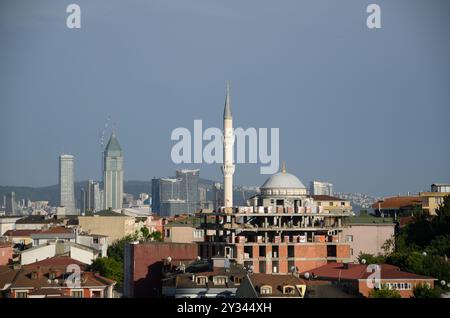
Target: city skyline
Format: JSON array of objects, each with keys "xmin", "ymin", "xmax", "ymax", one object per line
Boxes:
[{"xmin": 1, "ymin": 0, "xmax": 450, "ymax": 197}]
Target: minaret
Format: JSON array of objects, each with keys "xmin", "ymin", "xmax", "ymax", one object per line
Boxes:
[{"xmin": 221, "ymin": 81, "xmax": 235, "ymax": 209}]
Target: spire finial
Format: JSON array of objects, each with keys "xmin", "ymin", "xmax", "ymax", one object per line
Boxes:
[
  {"xmin": 282, "ymin": 161, "xmax": 286, "ymax": 173},
  {"xmin": 224, "ymin": 81, "xmax": 232, "ymax": 119}
]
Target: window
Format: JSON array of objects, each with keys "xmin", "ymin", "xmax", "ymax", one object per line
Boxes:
[
  {"xmin": 346, "ymin": 235, "xmax": 353, "ymax": 242},
  {"xmin": 49, "ymin": 271, "xmax": 57, "ymax": 279},
  {"xmin": 93, "ymin": 238, "xmax": 99, "ymax": 244},
  {"xmin": 329, "ymin": 202, "xmax": 334, "ymax": 206},
  {"xmin": 213, "ymin": 276, "xmax": 228, "ymax": 286},
  {"xmin": 194, "ymin": 230, "xmax": 203, "ymax": 239},
  {"xmin": 260, "ymin": 285, "xmax": 272, "ymax": 295},
  {"xmin": 16, "ymin": 291, "xmax": 28, "ymax": 298},
  {"xmin": 317, "ymin": 202, "xmax": 321, "ymax": 206},
  {"xmin": 382, "ymin": 282, "xmax": 411, "ymax": 290},
  {"xmin": 283, "ymin": 285, "xmax": 296, "ymax": 295},
  {"xmin": 234, "ymin": 277, "xmax": 242, "ymax": 285},
  {"xmin": 165, "ymin": 229, "xmax": 171, "ymax": 238},
  {"xmin": 196, "ymin": 276, "xmax": 208, "ymax": 285},
  {"xmin": 71, "ymin": 290, "xmax": 83, "ymax": 298}
]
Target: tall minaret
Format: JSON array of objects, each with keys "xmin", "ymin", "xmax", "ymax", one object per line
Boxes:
[{"xmin": 221, "ymin": 81, "xmax": 235, "ymax": 209}]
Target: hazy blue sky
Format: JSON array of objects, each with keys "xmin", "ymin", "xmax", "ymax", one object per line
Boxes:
[{"xmin": 0, "ymin": 0, "xmax": 449, "ymax": 196}]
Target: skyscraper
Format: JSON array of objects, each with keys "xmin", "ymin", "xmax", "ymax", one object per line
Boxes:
[
  {"xmin": 103, "ymin": 132, "xmax": 124, "ymax": 210},
  {"xmin": 221, "ymin": 81, "xmax": 235, "ymax": 209},
  {"xmin": 59, "ymin": 154, "xmax": 76, "ymax": 215},
  {"xmin": 5, "ymin": 191, "xmax": 17, "ymax": 215},
  {"xmin": 175, "ymin": 169, "xmax": 200, "ymax": 214},
  {"xmin": 152, "ymin": 177, "xmax": 184, "ymax": 216},
  {"xmin": 82, "ymin": 180, "xmax": 101, "ymax": 213}
]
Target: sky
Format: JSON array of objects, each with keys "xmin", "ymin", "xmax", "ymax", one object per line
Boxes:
[{"xmin": 0, "ymin": 0, "xmax": 449, "ymax": 197}]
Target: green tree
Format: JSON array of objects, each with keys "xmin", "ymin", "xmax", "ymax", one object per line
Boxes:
[
  {"xmin": 404, "ymin": 252, "xmax": 424, "ymax": 274},
  {"xmin": 150, "ymin": 231, "xmax": 163, "ymax": 242},
  {"xmin": 90, "ymin": 257, "xmax": 124, "ymax": 289},
  {"xmin": 140, "ymin": 227, "xmax": 150, "ymax": 240},
  {"xmin": 357, "ymin": 252, "xmax": 385, "ymax": 265},
  {"xmin": 369, "ymin": 286, "xmax": 401, "ymax": 298},
  {"xmin": 413, "ymin": 284, "xmax": 442, "ymax": 298}
]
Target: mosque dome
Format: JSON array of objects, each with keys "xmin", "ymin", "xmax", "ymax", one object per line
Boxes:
[{"xmin": 260, "ymin": 162, "xmax": 307, "ymax": 196}]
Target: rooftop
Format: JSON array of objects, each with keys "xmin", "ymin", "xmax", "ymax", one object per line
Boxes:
[
  {"xmin": 301, "ymin": 263, "xmax": 434, "ymax": 281},
  {"xmin": 348, "ymin": 215, "xmax": 395, "ymax": 225},
  {"xmin": 247, "ymin": 273, "xmax": 307, "ymax": 298},
  {"xmin": 372, "ymin": 196, "xmax": 422, "ymax": 210}
]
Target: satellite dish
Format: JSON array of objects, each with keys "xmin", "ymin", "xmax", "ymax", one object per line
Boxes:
[
  {"xmin": 440, "ymin": 280, "xmax": 446, "ymax": 286},
  {"xmin": 361, "ymin": 259, "xmax": 367, "ymax": 264},
  {"xmin": 304, "ymin": 272, "xmax": 310, "ymax": 279},
  {"xmin": 166, "ymin": 256, "xmax": 172, "ymax": 263},
  {"xmin": 197, "ymin": 256, "xmax": 201, "ymax": 261},
  {"xmin": 422, "ymin": 252, "xmax": 427, "ymax": 256},
  {"xmin": 290, "ymin": 266, "xmax": 296, "ymax": 273}
]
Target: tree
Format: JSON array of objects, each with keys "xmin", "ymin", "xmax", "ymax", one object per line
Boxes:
[
  {"xmin": 140, "ymin": 227, "xmax": 150, "ymax": 240},
  {"xmin": 369, "ymin": 286, "xmax": 401, "ymax": 298},
  {"xmin": 413, "ymin": 284, "xmax": 442, "ymax": 298},
  {"xmin": 150, "ymin": 231, "xmax": 163, "ymax": 242},
  {"xmin": 357, "ymin": 252, "xmax": 385, "ymax": 265},
  {"xmin": 404, "ymin": 252, "xmax": 424, "ymax": 274},
  {"xmin": 90, "ymin": 257, "xmax": 124, "ymax": 289}
]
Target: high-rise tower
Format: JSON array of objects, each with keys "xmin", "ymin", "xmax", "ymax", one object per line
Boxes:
[
  {"xmin": 221, "ymin": 81, "xmax": 235, "ymax": 209},
  {"xmin": 103, "ymin": 131, "xmax": 124, "ymax": 210},
  {"xmin": 59, "ymin": 154, "xmax": 76, "ymax": 215}
]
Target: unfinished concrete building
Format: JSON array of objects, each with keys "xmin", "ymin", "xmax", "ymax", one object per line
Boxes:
[{"xmin": 198, "ymin": 164, "xmax": 353, "ymax": 274}]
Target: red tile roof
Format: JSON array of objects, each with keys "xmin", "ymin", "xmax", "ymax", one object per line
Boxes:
[
  {"xmin": 372, "ymin": 196, "xmax": 422, "ymax": 210},
  {"xmin": 25, "ymin": 256, "xmax": 86, "ymax": 269},
  {"xmin": 302, "ymin": 263, "xmax": 434, "ymax": 281},
  {"xmin": 36, "ymin": 227, "xmax": 73, "ymax": 234},
  {"xmin": 3, "ymin": 229, "xmax": 40, "ymax": 237},
  {"xmin": 310, "ymin": 195, "xmax": 345, "ymax": 201}
]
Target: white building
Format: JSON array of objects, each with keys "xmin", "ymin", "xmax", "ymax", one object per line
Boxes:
[
  {"xmin": 309, "ymin": 181, "xmax": 333, "ymax": 196},
  {"xmin": 59, "ymin": 154, "xmax": 76, "ymax": 215}
]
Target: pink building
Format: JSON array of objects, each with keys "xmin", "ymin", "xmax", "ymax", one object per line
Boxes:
[
  {"xmin": 342, "ymin": 216, "xmax": 395, "ymax": 261},
  {"xmin": 0, "ymin": 242, "xmax": 13, "ymax": 266}
]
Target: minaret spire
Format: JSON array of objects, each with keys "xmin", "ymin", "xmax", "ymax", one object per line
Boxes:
[
  {"xmin": 221, "ymin": 81, "xmax": 235, "ymax": 210},
  {"xmin": 224, "ymin": 80, "xmax": 232, "ymax": 119},
  {"xmin": 282, "ymin": 161, "xmax": 286, "ymax": 173}
]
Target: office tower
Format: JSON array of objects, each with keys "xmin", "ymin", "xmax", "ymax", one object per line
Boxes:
[
  {"xmin": 5, "ymin": 192, "xmax": 16, "ymax": 215},
  {"xmin": 82, "ymin": 180, "xmax": 101, "ymax": 213},
  {"xmin": 152, "ymin": 177, "xmax": 182, "ymax": 215},
  {"xmin": 221, "ymin": 81, "xmax": 235, "ymax": 208},
  {"xmin": 176, "ymin": 169, "xmax": 200, "ymax": 214},
  {"xmin": 309, "ymin": 181, "xmax": 334, "ymax": 196},
  {"xmin": 59, "ymin": 154, "xmax": 76, "ymax": 215},
  {"xmin": 103, "ymin": 131, "xmax": 124, "ymax": 210}
]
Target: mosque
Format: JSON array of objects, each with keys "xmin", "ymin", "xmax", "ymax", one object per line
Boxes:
[{"xmin": 198, "ymin": 82, "xmax": 353, "ymax": 274}]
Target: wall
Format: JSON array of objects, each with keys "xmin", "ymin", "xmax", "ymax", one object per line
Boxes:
[
  {"xmin": 21, "ymin": 244, "xmax": 56, "ymax": 265},
  {"xmin": 358, "ymin": 279, "xmax": 435, "ymax": 298},
  {"xmin": 342, "ymin": 224, "xmax": 395, "ymax": 261},
  {"xmin": 78, "ymin": 216, "xmax": 135, "ymax": 243},
  {"xmin": 70, "ymin": 246, "xmax": 96, "ymax": 265},
  {"xmin": 0, "ymin": 245, "xmax": 13, "ymax": 265},
  {"xmin": 124, "ymin": 242, "xmax": 198, "ymax": 298}
]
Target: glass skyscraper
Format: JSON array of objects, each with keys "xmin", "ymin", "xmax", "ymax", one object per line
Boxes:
[{"xmin": 59, "ymin": 154, "xmax": 76, "ymax": 215}]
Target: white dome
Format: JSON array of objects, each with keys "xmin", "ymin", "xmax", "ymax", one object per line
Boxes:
[{"xmin": 261, "ymin": 171, "xmax": 306, "ymax": 189}]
